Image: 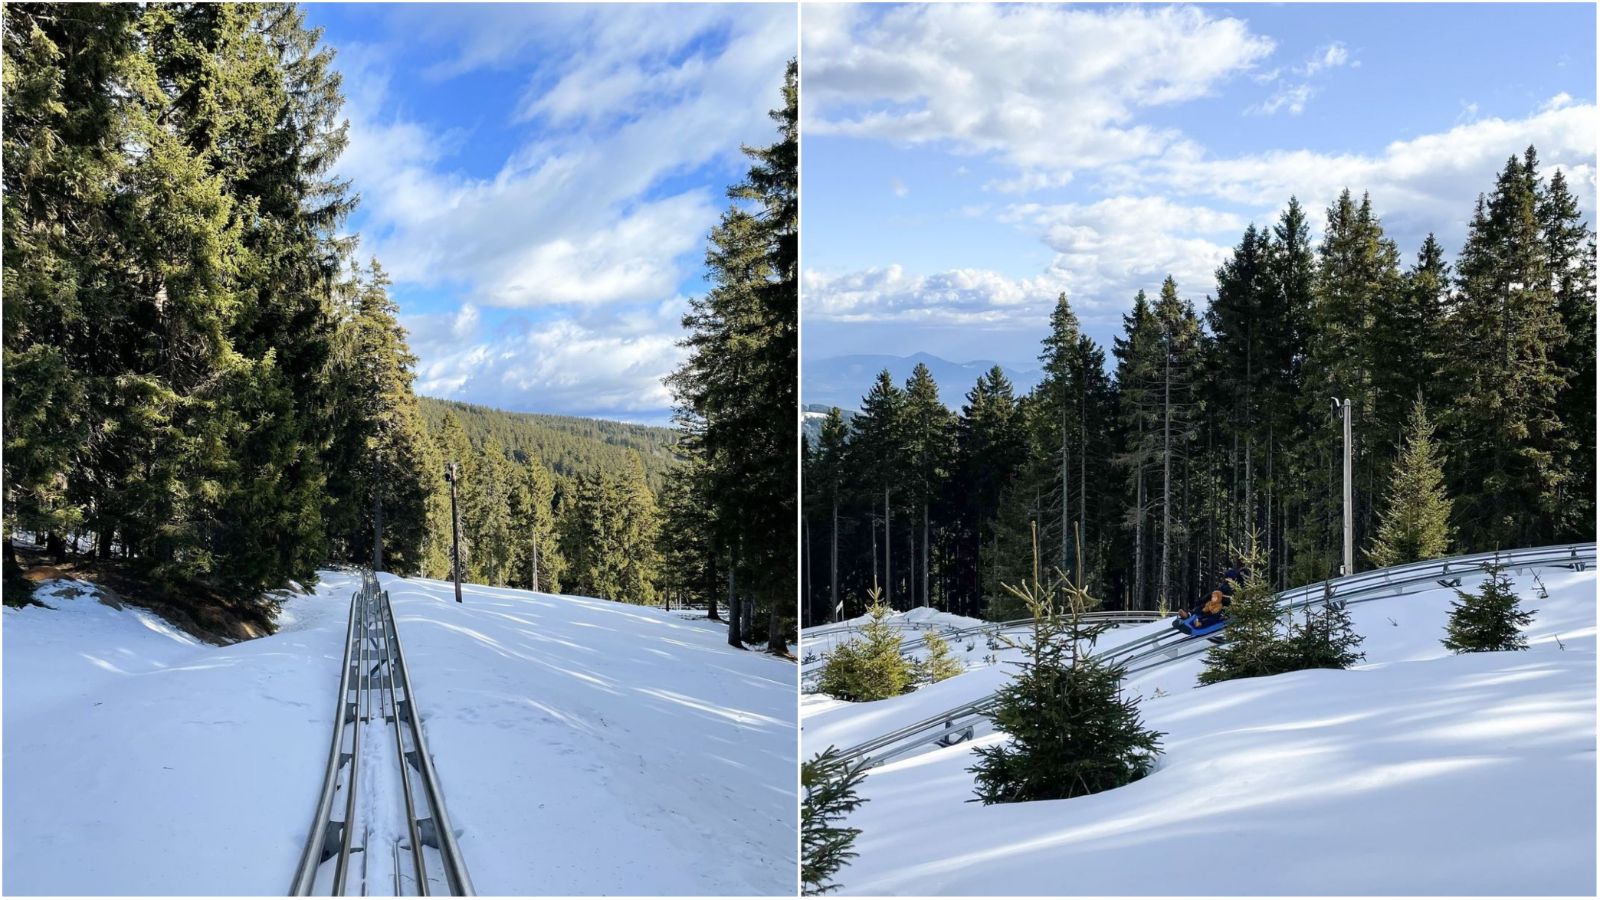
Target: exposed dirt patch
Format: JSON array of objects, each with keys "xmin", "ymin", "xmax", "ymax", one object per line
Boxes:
[{"xmin": 11, "ymin": 548, "xmax": 288, "ymax": 644}]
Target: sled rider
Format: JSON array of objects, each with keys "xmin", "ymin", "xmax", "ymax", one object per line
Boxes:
[{"xmin": 1174, "ymin": 561, "xmax": 1249, "ymax": 631}]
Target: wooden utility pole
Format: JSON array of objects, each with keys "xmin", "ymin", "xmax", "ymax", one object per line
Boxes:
[{"xmin": 446, "ymin": 461, "xmax": 463, "ymax": 604}]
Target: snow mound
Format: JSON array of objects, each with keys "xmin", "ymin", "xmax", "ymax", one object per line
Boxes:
[
  {"xmin": 4, "ymin": 572, "xmax": 796, "ymax": 895},
  {"xmin": 813, "ymin": 568, "xmax": 1596, "ymax": 895}
]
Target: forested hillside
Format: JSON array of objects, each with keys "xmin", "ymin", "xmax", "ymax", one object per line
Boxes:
[
  {"xmin": 416, "ymin": 398, "xmax": 676, "ymax": 493},
  {"xmin": 802, "ymin": 148, "xmax": 1596, "ymax": 626},
  {"xmin": 1, "ymin": 4, "xmax": 795, "ymax": 648}
]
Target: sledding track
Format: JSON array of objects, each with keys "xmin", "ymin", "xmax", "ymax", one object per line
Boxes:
[
  {"xmin": 830, "ymin": 543, "xmax": 1597, "ymax": 769},
  {"xmin": 289, "ymin": 573, "xmax": 474, "ymax": 896}
]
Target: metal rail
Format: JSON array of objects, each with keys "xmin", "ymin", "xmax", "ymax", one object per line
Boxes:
[
  {"xmin": 829, "ymin": 543, "xmax": 1594, "ymax": 768},
  {"xmin": 290, "ymin": 573, "xmax": 475, "ymax": 896},
  {"xmin": 801, "ymin": 610, "xmax": 1164, "ymax": 675}
]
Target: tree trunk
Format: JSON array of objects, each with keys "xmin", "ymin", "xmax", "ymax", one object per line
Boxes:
[
  {"xmin": 767, "ymin": 597, "xmax": 785, "ymax": 654},
  {"xmin": 372, "ymin": 495, "xmax": 385, "ymax": 572},
  {"xmin": 883, "ymin": 487, "xmax": 891, "ymax": 609},
  {"xmin": 830, "ymin": 492, "xmax": 839, "ymax": 623},
  {"xmin": 726, "ymin": 556, "xmax": 741, "ymax": 647},
  {"xmin": 1161, "ymin": 346, "xmax": 1172, "ymax": 611},
  {"xmin": 921, "ymin": 501, "xmax": 929, "ymax": 612},
  {"xmin": 1134, "ymin": 461, "xmax": 1146, "ymax": 610},
  {"xmin": 1061, "ymin": 399, "xmax": 1070, "ymax": 582},
  {"xmin": 706, "ymin": 555, "xmax": 720, "ymax": 621}
]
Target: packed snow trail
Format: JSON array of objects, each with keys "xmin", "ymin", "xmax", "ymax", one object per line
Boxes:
[
  {"xmin": 805, "ymin": 567, "xmax": 1596, "ymax": 895},
  {"xmin": 4, "ymin": 571, "xmax": 796, "ymax": 895}
]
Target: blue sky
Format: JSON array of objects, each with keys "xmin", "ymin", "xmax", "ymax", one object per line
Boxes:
[
  {"xmin": 305, "ymin": 3, "xmax": 796, "ymax": 424},
  {"xmin": 801, "ymin": 3, "xmax": 1597, "ymax": 376}
]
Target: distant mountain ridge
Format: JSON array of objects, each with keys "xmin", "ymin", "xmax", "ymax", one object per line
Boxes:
[{"xmin": 802, "ymin": 352, "xmax": 1041, "ymax": 411}]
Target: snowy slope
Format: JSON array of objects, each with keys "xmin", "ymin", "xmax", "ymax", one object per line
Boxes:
[
  {"xmin": 808, "ymin": 567, "xmax": 1596, "ymax": 895},
  {"xmin": 4, "ymin": 572, "xmax": 796, "ymax": 895}
]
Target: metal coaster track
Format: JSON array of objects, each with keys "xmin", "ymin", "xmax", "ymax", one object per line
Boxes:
[
  {"xmin": 827, "ymin": 543, "xmax": 1595, "ymax": 769},
  {"xmin": 290, "ymin": 573, "xmax": 475, "ymax": 896}
]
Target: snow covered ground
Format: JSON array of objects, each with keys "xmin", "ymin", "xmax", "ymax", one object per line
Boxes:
[
  {"xmin": 4, "ymin": 571, "xmax": 796, "ymax": 895},
  {"xmin": 805, "ymin": 566, "xmax": 1597, "ymax": 895}
]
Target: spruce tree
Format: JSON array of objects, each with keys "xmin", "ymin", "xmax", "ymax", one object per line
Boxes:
[
  {"xmin": 1283, "ymin": 588, "xmax": 1366, "ymax": 671},
  {"xmin": 1443, "ymin": 560, "xmax": 1535, "ymax": 653},
  {"xmin": 667, "ymin": 60, "xmax": 796, "ymax": 651},
  {"xmin": 915, "ymin": 628, "xmax": 965, "ymax": 684},
  {"xmin": 1367, "ymin": 400, "xmax": 1453, "ymax": 568},
  {"xmin": 970, "ymin": 527, "xmax": 1162, "ymax": 803},
  {"xmin": 955, "ymin": 367, "xmax": 1027, "ymax": 618},
  {"xmin": 1197, "ymin": 539, "xmax": 1283, "ymax": 685},
  {"xmin": 1444, "ymin": 152, "xmax": 1569, "ymax": 550},
  {"xmin": 818, "ymin": 596, "xmax": 913, "ymax": 702},
  {"xmin": 801, "ymin": 747, "xmax": 869, "ymax": 895}
]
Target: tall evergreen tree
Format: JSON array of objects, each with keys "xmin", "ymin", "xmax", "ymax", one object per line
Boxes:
[
  {"xmin": 667, "ymin": 60, "xmax": 796, "ymax": 651},
  {"xmin": 1367, "ymin": 400, "xmax": 1453, "ymax": 568},
  {"xmin": 1444, "ymin": 151, "xmax": 1570, "ymax": 550}
]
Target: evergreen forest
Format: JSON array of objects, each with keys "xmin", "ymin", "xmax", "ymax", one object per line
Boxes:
[
  {"xmin": 2, "ymin": 3, "xmax": 798, "ymax": 653},
  {"xmin": 801, "ymin": 149, "xmax": 1596, "ymax": 624}
]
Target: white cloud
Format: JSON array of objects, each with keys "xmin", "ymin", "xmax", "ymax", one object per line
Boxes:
[
  {"xmin": 805, "ymin": 195, "xmax": 1240, "ymax": 327},
  {"xmin": 406, "ymin": 301, "xmax": 690, "ymax": 420},
  {"xmin": 1134, "ymin": 98, "xmax": 1598, "ymax": 248},
  {"xmin": 325, "ymin": 6, "xmax": 792, "ymax": 417},
  {"xmin": 1302, "ymin": 41, "xmax": 1351, "ymax": 76},
  {"xmin": 1249, "ymin": 82, "xmax": 1315, "ymax": 116},
  {"xmin": 803, "ymin": 4, "xmax": 1272, "ymax": 179},
  {"xmin": 336, "ymin": 6, "xmax": 793, "ymax": 310}
]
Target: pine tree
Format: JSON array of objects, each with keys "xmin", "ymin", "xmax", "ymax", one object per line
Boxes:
[
  {"xmin": 667, "ymin": 60, "xmax": 796, "ymax": 652},
  {"xmin": 1443, "ymin": 559, "xmax": 1534, "ymax": 653},
  {"xmin": 915, "ymin": 628, "xmax": 965, "ymax": 684},
  {"xmin": 1539, "ymin": 168, "xmax": 1597, "ymax": 539},
  {"xmin": 900, "ymin": 363, "xmax": 953, "ymax": 610},
  {"xmin": 955, "ymin": 367, "xmax": 1027, "ymax": 618},
  {"xmin": 509, "ymin": 458, "xmax": 565, "ymax": 593},
  {"xmin": 815, "ymin": 407, "xmax": 851, "ymax": 622},
  {"xmin": 801, "ymin": 746, "xmax": 869, "ymax": 896},
  {"xmin": 1283, "ymin": 589, "xmax": 1366, "ymax": 671},
  {"xmin": 1368, "ymin": 400, "xmax": 1453, "ymax": 568},
  {"xmin": 1197, "ymin": 539, "xmax": 1282, "ymax": 685},
  {"xmin": 1444, "ymin": 151, "xmax": 1570, "ymax": 550},
  {"xmin": 818, "ymin": 596, "xmax": 913, "ymax": 702},
  {"xmin": 851, "ymin": 369, "xmax": 907, "ymax": 606},
  {"xmin": 970, "ymin": 526, "xmax": 1162, "ymax": 803}
]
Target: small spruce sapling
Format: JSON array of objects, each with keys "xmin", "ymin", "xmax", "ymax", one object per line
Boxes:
[
  {"xmin": 916, "ymin": 629, "xmax": 966, "ymax": 684},
  {"xmin": 1197, "ymin": 535, "xmax": 1282, "ymax": 686},
  {"xmin": 1283, "ymin": 584, "xmax": 1366, "ymax": 671},
  {"xmin": 817, "ymin": 590, "xmax": 914, "ymax": 701},
  {"xmin": 969, "ymin": 523, "xmax": 1163, "ymax": 804},
  {"xmin": 1443, "ymin": 559, "xmax": 1535, "ymax": 653},
  {"xmin": 801, "ymin": 746, "xmax": 869, "ymax": 895}
]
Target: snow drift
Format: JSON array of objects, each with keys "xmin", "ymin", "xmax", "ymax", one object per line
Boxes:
[{"xmin": 804, "ymin": 567, "xmax": 1596, "ymax": 895}]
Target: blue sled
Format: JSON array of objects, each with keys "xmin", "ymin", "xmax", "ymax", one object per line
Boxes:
[{"xmin": 1172, "ymin": 614, "xmax": 1227, "ymax": 638}]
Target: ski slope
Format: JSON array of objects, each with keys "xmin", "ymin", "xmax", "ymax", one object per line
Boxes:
[
  {"xmin": 804, "ymin": 567, "xmax": 1596, "ymax": 895},
  {"xmin": 4, "ymin": 571, "xmax": 796, "ymax": 895}
]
